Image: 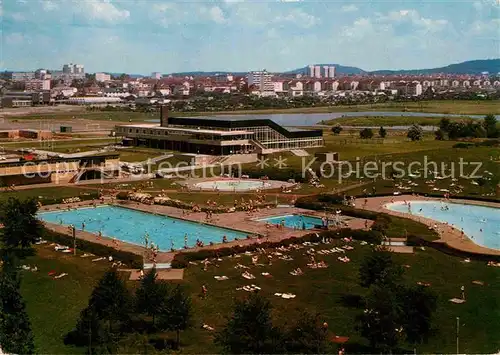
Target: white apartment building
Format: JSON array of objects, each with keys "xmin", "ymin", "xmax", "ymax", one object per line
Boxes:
[
  {"xmin": 11, "ymin": 72, "xmax": 35, "ymax": 81},
  {"xmin": 95, "ymin": 72, "xmax": 111, "ymax": 82},
  {"xmin": 314, "ymin": 66, "xmax": 321, "ymax": 78},
  {"xmin": 25, "ymin": 79, "xmax": 51, "ymax": 91},
  {"xmin": 151, "ymin": 72, "xmax": 162, "ymax": 79},
  {"xmin": 328, "ymin": 66, "xmax": 336, "ymax": 78},
  {"xmin": 62, "ymin": 63, "xmax": 85, "ymax": 78},
  {"xmin": 247, "ymin": 70, "xmax": 274, "ymax": 95}
]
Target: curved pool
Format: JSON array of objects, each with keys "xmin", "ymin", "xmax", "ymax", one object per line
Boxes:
[
  {"xmin": 194, "ymin": 180, "xmax": 272, "ymax": 191},
  {"xmin": 386, "ymin": 201, "xmax": 500, "ymax": 250}
]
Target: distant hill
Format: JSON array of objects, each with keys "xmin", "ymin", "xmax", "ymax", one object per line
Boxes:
[
  {"xmin": 166, "ymin": 71, "xmax": 248, "ymax": 77},
  {"xmin": 284, "ymin": 64, "xmax": 366, "ymax": 76},
  {"xmin": 286, "ymin": 59, "xmax": 500, "ymax": 76},
  {"xmin": 370, "ymin": 59, "xmax": 500, "ymax": 75}
]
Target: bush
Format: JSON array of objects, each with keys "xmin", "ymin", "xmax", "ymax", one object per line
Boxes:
[
  {"xmin": 359, "ymin": 128, "xmax": 374, "ymax": 139},
  {"xmin": 452, "ymin": 142, "xmax": 475, "ymax": 149},
  {"xmin": 407, "ymin": 124, "xmax": 423, "ymax": 141},
  {"xmin": 41, "ymin": 229, "xmax": 143, "ymax": 268}
]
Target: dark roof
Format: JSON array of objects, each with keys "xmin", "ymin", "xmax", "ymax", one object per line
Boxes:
[{"xmin": 167, "ymin": 116, "xmax": 323, "ymax": 139}]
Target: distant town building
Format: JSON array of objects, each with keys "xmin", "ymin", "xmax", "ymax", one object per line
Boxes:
[
  {"xmin": 247, "ymin": 70, "xmax": 274, "ymax": 96},
  {"xmin": 328, "ymin": 66, "xmax": 336, "ymax": 78},
  {"xmin": 308, "ymin": 65, "xmax": 315, "ymax": 77},
  {"xmin": 11, "ymin": 72, "xmax": 35, "ymax": 81},
  {"xmin": 151, "ymin": 72, "xmax": 162, "ymax": 79},
  {"xmin": 62, "ymin": 63, "xmax": 85, "ymax": 78},
  {"xmin": 25, "ymin": 79, "xmax": 51, "ymax": 91},
  {"xmin": 95, "ymin": 72, "xmax": 111, "ymax": 82},
  {"xmin": 314, "ymin": 66, "xmax": 321, "ymax": 78}
]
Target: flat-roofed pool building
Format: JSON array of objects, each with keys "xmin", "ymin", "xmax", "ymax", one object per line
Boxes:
[{"xmin": 114, "ymin": 109, "xmax": 323, "ymax": 155}]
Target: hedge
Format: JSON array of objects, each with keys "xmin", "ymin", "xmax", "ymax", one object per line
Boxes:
[
  {"xmin": 41, "ymin": 228, "xmax": 143, "ymax": 268},
  {"xmin": 171, "ymin": 229, "xmax": 382, "ymax": 268}
]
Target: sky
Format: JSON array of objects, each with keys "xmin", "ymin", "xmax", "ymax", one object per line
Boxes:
[{"xmin": 1, "ymin": 0, "xmax": 499, "ymax": 74}]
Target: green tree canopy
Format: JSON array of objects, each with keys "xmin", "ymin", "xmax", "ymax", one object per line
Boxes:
[
  {"xmin": 157, "ymin": 285, "xmax": 192, "ymax": 349},
  {"xmin": 0, "ymin": 197, "xmax": 41, "ymax": 254},
  {"xmin": 0, "ymin": 270, "xmax": 35, "ymax": 354},
  {"xmin": 359, "ymin": 247, "xmax": 403, "ymax": 288},
  {"xmin": 379, "ymin": 126, "xmax": 387, "ymax": 138},
  {"xmin": 407, "ymin": 124, "xmax": 424, "ymax": 141},
  {"xmin": 283, "ymin": 312, "xmax": 330, "ymax": 354},
  {"xmin": 360, "ymin": 128, "xmax": 374, "ymax": 139},
  {"xmin": 215, "ymin": 293, "xmax": 283, "ymax": 354},
  {"xmin": 135, "ymin": 267, "xmax": 170, "ymax": 327}
]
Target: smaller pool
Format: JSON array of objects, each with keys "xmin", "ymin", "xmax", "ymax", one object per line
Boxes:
[
  {"xmin": 194, "ymin": 179, "xmax": 271, "ymax": 191},
  {"xmin": 259, "ymin": 214, "xmax": 325, "ymax": 230}
]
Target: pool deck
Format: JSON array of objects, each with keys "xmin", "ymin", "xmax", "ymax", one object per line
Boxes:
[
  {"xmin": 361, "ymin": 195, "xmax": 500, "ymax": 257},
  {"xmin": 39, "ymin": 199, "xmax": 372, "ymax": 264},
  {"xmin": 178, "ymin": 177, "xmax": 296, "ymax": 192}
]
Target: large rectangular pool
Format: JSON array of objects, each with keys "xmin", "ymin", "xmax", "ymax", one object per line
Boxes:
[
  {"xmin": 258, "ymin": 214, "xmax": 324, "ymax": 230},
  {"xmin": 38, "ymin": 205, "xmax": 249, "ymax": 251}
]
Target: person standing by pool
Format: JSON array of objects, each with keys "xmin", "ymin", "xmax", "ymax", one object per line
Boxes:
[{"xmin": 81, "ymin": 222, "xmax": 85, "ymax": 231}]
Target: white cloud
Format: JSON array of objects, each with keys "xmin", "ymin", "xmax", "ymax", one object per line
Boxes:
[
  {"xmin": 341, "ymin": 4, "xmax": 358, "ymax": 12},
  {"xmin": 208, "ymin": 6, "xmax": 227, "ymax": 24},
  {"xmin": 468, "ymin": 19, "xmax": 500, "ymax": 35},
  {"xmin": 377, "ymin": 9, "xmax": 448, "ymax": 33},
  {"xmin": 275, "ymin": 8, "xmax": 320, "ymax": 28},
  {"xmin": 40, "ymin": 0, "xmax": 58, "ymax": 11},
  {"xmin": 5, "ymin": 33, "xmax": 26, "ymax": 44},
  {"xmin": 75, "ymin": 0, "xmax": 130, "ymax": 23},
  {"xmin": 10, "ymin": 12, "xmax": 25, "ymax": 21}
]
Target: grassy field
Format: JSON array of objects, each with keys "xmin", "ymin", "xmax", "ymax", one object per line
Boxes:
[
  {"xmin": 20, "ymin": 239, "xmax": 500, "ymax": 353},
  {"xmin": 8, "ymin": 100, "xmax": 500, "ymax": 123},
  {"xmin": 0, "ymin": 187, "xmax": 97, "ymax": 204},
  {"xmin": 0, "ymin": 138, "xmax": 116, "ymax": 152},
  {"xmin": 322, "ymin": 116, "xmax": 480, "ymax": 127}
]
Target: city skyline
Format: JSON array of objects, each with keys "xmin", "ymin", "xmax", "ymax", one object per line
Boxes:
[{"xmin": 2, "ymin": 0, "xmax": 499, "ymax": 74}]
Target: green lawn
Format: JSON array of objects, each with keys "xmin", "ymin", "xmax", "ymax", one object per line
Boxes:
[
  {"xmin": 20, "ymin": 239, "xmax": 500, "ymax": 353},
  {"xmin": 321, "ymin": 115, "xmax": 491, "ymax": 127},
  {"xmin": 10, "ymin": 100, "xmax": 500, "ymax": 124},
  {"xmin": 0, "ymin": 187, "xmax": 97, "ymax": 204}
]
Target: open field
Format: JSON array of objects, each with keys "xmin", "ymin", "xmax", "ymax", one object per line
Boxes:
[
  {"xmin": 2, "ymin": 100, "xmax": 499, "ymax": 125},
  {"xmin": 20, "ymin": 238, "xmax": 500, "ymax": 353},
  {"xmin": 0, "ymin": 186, "xmax": 98, "ymax": 204},
  {"xmin": 321, "ymin": 115, "xmax": 497, "ymax": 127}
]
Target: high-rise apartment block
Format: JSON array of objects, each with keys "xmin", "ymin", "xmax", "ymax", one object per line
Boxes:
[
  {"xmin": 151, "ymin": 72, "xmax": 162, "ymax": 79},
  {"xmin": 247, "ymin": 70, "xmax": 274, "ymax": 96}
]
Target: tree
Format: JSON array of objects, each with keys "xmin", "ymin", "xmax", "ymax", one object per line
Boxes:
[
  {"xmin": 215, "ymin": 293, "xmax": 283, "ymax": 354},
  {"xmin": 0, "ymin": 270, "xmax": 35, "ymax": 354},
  {"xmin": 157, "ymin": 285, "xmax": 192, "ymax": 349},
  {"xmin": 379, "ymin": 126, "xmax": 387, "ymax": 138},
  {"xmin": 357, "ymin": 284, "xmax": 403, "ymax": 352},
  {"xmin": 434, "ymin": 128, "xmax": 445, "ymax": 140},
  {"xmin": 407, "ymin": 124, "xmax": 423, "ymax": 141},
  {"xmin": 400, "ymin": 285, "xmax": 437, "ymax": 345},
  {"xmin": 359, "ymin": 247, "xmax": 403, "ymax": 288},
  {"xmin": 360, "ymin": 128, "xmax": 374, "ymax": 139},
  {"xmin": 331, "ymin": 125, "xmax": 343, "ymax": 135},
  {"xmin": 439, "ymin": 117, "xmax": 451, "ymax": 132},
  {"xmin": 0, "ymin": 197, "xmax": 41, "ymax": 254},
  {"xmin": 88, "ymin": 270, "xmax": 131, "ymax": 333},
  {"xmin": 283, "ymin": 312, "xmax": 329, "ymax": 353},
  {"xmin": 135, "ymin": 268, "xmax": 170, "ymax": 327},
  {"xmin": 483, "ymin": 114, "xmax": 499, "ymax": 138}
]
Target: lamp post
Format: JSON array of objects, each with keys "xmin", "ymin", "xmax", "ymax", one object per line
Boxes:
[
  {"xmin": 456, "ymin": 316, "xmax": 460, "ymax": 355},
  {"xmin": 72, "ymin": 225, "xmax": 76, "ymax": 256}
]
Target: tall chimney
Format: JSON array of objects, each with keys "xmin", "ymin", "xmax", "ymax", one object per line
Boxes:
[{"xmin": 160, "ymin": 105, "xmax": 169, "ymax": 127}]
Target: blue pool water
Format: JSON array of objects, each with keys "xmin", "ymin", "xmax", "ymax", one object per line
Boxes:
[
  {"xmin": 259, "ymin": 214, "xmax": 324, "ymax": 230},
  {"xmin": 38, "ymin": 205, "xmax": 249, "ymax": 251},
  {"xmin": 386, "ymin": 201, "xmax": 500, "ymax": 250}
]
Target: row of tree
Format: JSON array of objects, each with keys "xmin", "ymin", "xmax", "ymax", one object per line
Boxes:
[
  {"xmin": 67, "ymin": 267, "xmax": 191, "ymax": 354},
  {"xmin": 435, "ymin": 114, "xmax": 498, "ymax": 140},
  {"xmin": 0, "ymin": 198, "xmax": 41, "ymax": 354}
]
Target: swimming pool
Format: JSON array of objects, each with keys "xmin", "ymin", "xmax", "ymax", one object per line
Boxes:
[
  {"xmin": 386, "ymin": 201, "xmax": 500, "ymax": 250},
  {"xmin": 38, "ymin": 205, "xmax": 249, "ymax": 251},
  {"xmin": 194, "ymin": 180, "xmax": 271, "ymax": 191},
  {"xmin": 259, "ymin": 214, "xmax": 325, "ymax": 230}
]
